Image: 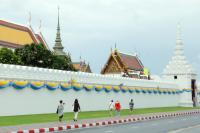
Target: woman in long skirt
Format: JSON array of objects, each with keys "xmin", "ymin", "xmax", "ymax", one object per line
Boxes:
[{"xmin": 73, "ymin": 99, "xmax": 81, "ymax": 121}]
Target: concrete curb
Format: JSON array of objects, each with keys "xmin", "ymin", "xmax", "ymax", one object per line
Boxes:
[{"xmin": 9, "ymin": 110, "xmax": 200, "ymax": 133}]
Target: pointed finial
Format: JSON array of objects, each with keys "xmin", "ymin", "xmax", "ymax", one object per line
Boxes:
[
  {"xmin": 58, "ymin": 6, "xmax": 60, "ymax": 12},
  {"xmin": 134, "ymin": 48, "xmax": 138, "ymax": 56},
  {"xmin": 110, "ymin": 46, "xmax": 113, "ymax": 53},
  {"xmin": 114, "ymin": 42, "xmax": 118, "ymax": 52},
  {"xmin": 28, "ymin": 12, "xmax": 32, "ymax": 27},
  {"xmin": 39, "ymin": 19, "xmax": 42, "ymax": 32},
  {"xmin": 57, "ymin": 6, "xmax": 60, "ymax": 28},
  {"xmin": 176, "ymin": 22, "xmax": 181, "ymax": 40}
]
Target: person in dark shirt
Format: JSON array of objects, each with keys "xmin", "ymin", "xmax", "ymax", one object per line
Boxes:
[
  {"xmin": 73, "ymin": 99, "xmax": 81, "ymax": 121},
  {"xmin": 129, "ymin": 99, "xmax": 134, "ymax": 112}
]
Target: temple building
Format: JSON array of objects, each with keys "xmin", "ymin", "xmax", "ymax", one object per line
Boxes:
[
  {"xmin": 0, "ymin": 8, "xmax": 93, "ymax": 72},
  {"xmin": 0, "ymin": 19, "xmax": 49, "ymax": 49},
  {"xmin": 101, "ymin": 49, "xmax": 149, "ymax": 79},
  {"xmin": 73, "ymin": 61, "xmax": 92, "ymax": 73}
]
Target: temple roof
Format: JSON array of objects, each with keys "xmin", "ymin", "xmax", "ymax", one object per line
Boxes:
[
  {"xmin": 0, "ymin": 19, "xmax": 48, "ymax": 49},
  {"xmin": 101, "ymin": 50, "xmax": 144, "ymax": 74},
  {"xmin": 35, "ymin": 33, "xmax": 49, "ymax": 49},
  {"xmin": 73, "ymin": 62, "xmax": 92, "ymax": 73},
  {"xmin": 163, "ymin": 24, "xmax": 195, "ymax": 75},
  {"xmin": 118, "ymin": 52, "xmax": 143, "ymax": 71}
]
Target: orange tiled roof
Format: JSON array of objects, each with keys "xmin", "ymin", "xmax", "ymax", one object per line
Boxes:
[
  {"xmin": 0, "ymin": 20, "xmax": 48, "ymax": 49},
  {"xmin": 118, "ymin": 52, "xmax": 143, "ymax": 71},
  {"xmin": 73, "ymin": 62, "xmax": 92, "ymax": 73},
  {"xmin": 101, "ymin": 50, "xmax": 144, "ymax": 74},
  {"xmin": 73, "ymin": 63, "xmax": 82, "ymax": 70}
]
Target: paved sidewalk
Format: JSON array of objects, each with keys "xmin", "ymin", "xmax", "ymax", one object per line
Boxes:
[{"xmin": 0, "ymin": 109, "xmax": 199, "ymax": 133}]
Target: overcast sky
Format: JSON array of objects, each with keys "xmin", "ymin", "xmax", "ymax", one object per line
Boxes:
[{"xmin": 1, "ymin": 0, "xmax": 200, "ymax": 77}]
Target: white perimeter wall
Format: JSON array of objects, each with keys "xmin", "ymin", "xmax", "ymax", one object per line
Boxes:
[
  {"xmin": 0, "ymin": 64, "xmax": 177, "ymax": 88},
  {"xmin": 0, "ymin": 64, "xmax": 181, "ymax": 116},
  {"xmin": 0, "ymin": 87, "xmax": 180, "ymax": 116}
]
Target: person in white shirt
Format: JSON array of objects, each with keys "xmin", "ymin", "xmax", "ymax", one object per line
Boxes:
[
  {"xmin": 57, "ymin": 100, "xmax": 65, "ymax": 122},
  {"xmin": 109, "ymin": 100, "xmax": 115, "ymax": 117}
]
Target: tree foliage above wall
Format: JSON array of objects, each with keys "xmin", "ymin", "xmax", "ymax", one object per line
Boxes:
[
  {"xmin": 52, "ymin": 54, "xmax": 75, "ymax": 70},
  {"xmin": 0, "ymin": 43, "xmax": 76, "ymax": 71},
  {"xmin": 0, "ymin": 48, "xmax": 21, "ymax": 65},
  {"xmin": 15, "ymin": 43, "xmax": 53, "ymax": 68}
]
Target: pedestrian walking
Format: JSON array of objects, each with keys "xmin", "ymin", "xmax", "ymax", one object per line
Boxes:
[
  {"xmin": 109, "ymin": 100, "xmax": 115, "ymax": 116},
  {"xmin": 73, "ymin": 99, "xmax": 81, "ymax": 121},
  {"xmin": 56, "ymin": 100, "xmax": 65, "ymax": 122},
  {"xmin": 115, "ymin": 100, "xmax": 121, "ymax": 116},
  {"xmin": 129, "ymin": 99, "xmax": 134, "ymax": 112}
]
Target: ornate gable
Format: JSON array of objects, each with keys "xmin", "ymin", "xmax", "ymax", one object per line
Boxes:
[
  {"xmin": 85, "ymin": 64, "xmax": 92, "ymax": 73},
  {"xmin": 101, "ymin": 51, "xmax": 124, "ymax": 74},
  {"xmin": 104, "ymin": 57, "xmax": 121, "ymax": 73},
  {"xmin": 101, "ymin": 50, "xmax": 145, "ymax": 78}
]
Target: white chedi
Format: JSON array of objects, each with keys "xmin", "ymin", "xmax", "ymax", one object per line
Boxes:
[{"xmin": 163, "ymin": 23, "xmax": 195, "ymax": 75}]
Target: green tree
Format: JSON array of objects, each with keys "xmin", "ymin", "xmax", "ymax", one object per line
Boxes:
[
  {"xmin": 0, "ymin": 48, "xmax": 21, "ymax": 64},
  {"xmin": 52, "ymin": 54, "xmax": 76, "ymax": 71},
  {"xmin": 15, "ymin": 43, "xmax": 75, "ymax": 71},
  {"xmin": 15, "ymin": 43, "xmax": 53, "ymax": 68}
]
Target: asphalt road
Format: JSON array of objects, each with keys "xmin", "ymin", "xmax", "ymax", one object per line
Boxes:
[{"xmin": 56, "ymin": 114, "xmax": 200, "ymax": 133}]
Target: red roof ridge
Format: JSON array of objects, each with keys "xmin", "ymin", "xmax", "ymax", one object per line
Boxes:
[
  {"xmin": 35, "ymin": 33, "xmax": 49, "ymax": 49},
  {"xmin": 0, "ymin": 19, "xmax": 29, "ymax": 31},
  {"xmin": 0, "ymin": 19, "xmax": 38, "ymax": 44},
  {"xmin": 38, "ymin": 32, "xmax": 49, "ymax": 49},
  {"xmin": 0, "ymin": 19, "xmax": 49, "ymax": 48},
  {"xmin": 0, "ymin": 40, "xmax": 23, "ymax": 49}
]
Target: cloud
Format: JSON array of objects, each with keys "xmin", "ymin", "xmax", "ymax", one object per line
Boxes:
[{"xmin": 1, "ymin": 0, "xmax": 200, "ymax": 76}]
